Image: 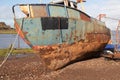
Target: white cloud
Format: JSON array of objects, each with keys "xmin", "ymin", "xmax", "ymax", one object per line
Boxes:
[
  {"xmin": 0, "ymin": 6, "xmax": 13, "ymax": 19},
  {"xmin": 0, "ymin": 5, "xmax": 25, "ymax": 28},
  {"xmin": 0, "ymin": 6, "xmax": 14, "ymax": 27}
]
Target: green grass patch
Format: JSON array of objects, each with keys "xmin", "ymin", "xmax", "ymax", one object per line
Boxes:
[
  {"xmin": 0, "ymin": 30, "xmax": 17, "ymax": 34},
  {"xmin": 0, "ymin": 48, "xmax": 34, "ymax": 57},
  {"xmin": 0, "ymin": 49, "xmax": 8, "ymax": 56}
]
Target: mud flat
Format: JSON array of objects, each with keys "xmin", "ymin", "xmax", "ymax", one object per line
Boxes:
[{"xmin": 0, "ymin": 53, "xmax": 120, "ymax": 80}]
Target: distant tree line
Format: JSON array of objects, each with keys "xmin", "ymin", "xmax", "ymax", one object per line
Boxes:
[{"xmin": 0, "ymin": 22, "xmax": 14, "ymax": 30}]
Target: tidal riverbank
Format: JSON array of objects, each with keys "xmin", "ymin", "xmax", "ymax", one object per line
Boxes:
[{"xmin": 0, "ymin": 53, "xmax": 120, "ymax": 80}]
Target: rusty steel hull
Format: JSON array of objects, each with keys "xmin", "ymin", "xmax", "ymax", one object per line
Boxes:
[
  {"xmin": 38, "ymin": 42, "xmax": 108, "ymax": 70},
  {"xmin": 13, "ymin": 4, "xmax": 111, "ymax": 70}
]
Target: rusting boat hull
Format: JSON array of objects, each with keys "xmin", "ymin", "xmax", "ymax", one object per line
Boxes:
[{"xmin": 13, "ymin": 4, "xmax": 111, "ymax": 70}]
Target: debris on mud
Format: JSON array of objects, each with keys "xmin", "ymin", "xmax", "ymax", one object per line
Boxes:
[{"xmin": 1, "ymin": 53, "xmax": 120, "ymax": 80}]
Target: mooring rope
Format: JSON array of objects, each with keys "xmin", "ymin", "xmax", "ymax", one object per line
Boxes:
[{"xmin": 0, "ymin": 19, "xmax": 23, "ymax": 68}]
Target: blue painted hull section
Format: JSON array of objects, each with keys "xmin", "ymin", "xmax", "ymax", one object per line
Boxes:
[{"xmin": 16, "ymin": 17, "xmax": 110, "ymax": 47}]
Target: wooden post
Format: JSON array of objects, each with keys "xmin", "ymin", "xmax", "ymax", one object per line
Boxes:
[{"xmin": 18, "ymin": 35, "xmax": 20, "ymax": 48}]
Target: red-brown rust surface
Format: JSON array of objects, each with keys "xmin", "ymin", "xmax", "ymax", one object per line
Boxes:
[
  {"xmin": 80, "ymin": 13, "xmax": 90, "ymax": 22},
  {"xmin": 86, "ymin": 33, "xmax": 110, "ymax": 43},
  {"xmin": 14, "ymin": 20, "xmax": 25, "ymax": 38},
  {"xmin": 1, "ymin": 53, "xmax": 120, "ymax": 80},
  {"xmin": 36, "ymin": 41, "xmax": 107, "ymax": 70},
  {"xmin": 14, "ymin": 20, "xmax": 32, "ymax": 46}
]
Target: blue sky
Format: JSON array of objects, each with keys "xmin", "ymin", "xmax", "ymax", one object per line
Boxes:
[
  {"xmin": 0, "ymin": 0, "xmax": 120, "ymax": 30},
  {"xmin": 0, "ymin": 0, "xmax": 44, "ymax": 6}
]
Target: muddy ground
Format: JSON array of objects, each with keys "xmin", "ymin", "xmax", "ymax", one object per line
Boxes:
[{"xmin": 0, "ymin": 53, "xmax": 120, "ymax": 80}]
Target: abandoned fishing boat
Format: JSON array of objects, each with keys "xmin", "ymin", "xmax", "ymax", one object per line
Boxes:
[{"xmin": 12, "ymin": 0, "xmax": 111, "ymax": 70}]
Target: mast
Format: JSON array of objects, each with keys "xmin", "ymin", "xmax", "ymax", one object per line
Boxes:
[
  {"xmin": 64, "ymin": 0, "xmax": 69, "ymax": 6},
  {"xmin": 77, "ymin": 0, "xmax": 86, "ymax": 12}
]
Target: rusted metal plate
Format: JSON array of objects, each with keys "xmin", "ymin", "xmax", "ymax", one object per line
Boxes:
[
  {"xmin": 67, "ymin": 8, "xmax": 80, "ymax": 19},
  {"xmin": 15, "ymin": 19, "xmax": 32, "ymax": 47},
  {"xmin": 20, "ymin": 5, "xmax": 48, "ymax": 18},
  {"xmin": 38, "ymin": 42, "xmax": 108, "ymax": 70},
  {"xmin": 86, "ymin": 33, "xmax": 110, "ymax": 43},
  {"xmin": 61, "ymin": 19, "xmax": 76, "ymax": 43},
  {"xmin": 80, "ymin": 12, "xmax": 90, "ymax": 21},
  {"xmin": 49, "ymin": 6, "xmax": 67, "ymax": 17},
  {"xmin": 16, "ymin": 16, "xmax": 110, "ymax": 48},
  {"xmin": 76, "ymin": 20, "xmax": 85, "ymax": 40},
  {"xmin": 30, "ymin": 5, "xmax": 48, "ymax": 17},
  {"xmin": 85, "ymin": 21, "xmax": 94, "ymax": 33},
  {"xmin": 17, "ymin": 18, "xmax": 63, "ymax": 46}
]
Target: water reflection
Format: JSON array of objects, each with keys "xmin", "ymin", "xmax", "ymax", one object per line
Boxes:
[{"xmin": 0, "ymin": 34, "xmax": 30, "ymax": 49}]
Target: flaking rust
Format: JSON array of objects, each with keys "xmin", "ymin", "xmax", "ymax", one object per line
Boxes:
[{"xmin": 13, "ymin": 0, "xmax": 111, "ymax": 70}]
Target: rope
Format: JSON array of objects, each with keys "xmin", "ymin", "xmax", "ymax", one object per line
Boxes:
[{"xmin": 0, "ymin": 19, "xmax": 23, "ymax": 68}]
